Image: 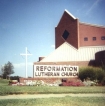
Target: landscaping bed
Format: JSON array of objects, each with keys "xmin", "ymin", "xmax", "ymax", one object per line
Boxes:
[{"xmin": 0, "ymin": 82, "xmax": 105, "ymax": 95}]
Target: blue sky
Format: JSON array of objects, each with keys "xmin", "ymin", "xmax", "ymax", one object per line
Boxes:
[{"xmin": 0, "ymin": 0, "xmax": 105, "ymax": 77}]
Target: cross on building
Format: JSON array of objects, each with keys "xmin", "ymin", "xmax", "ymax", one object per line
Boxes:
[{"xmin": 20, "ymin": 47, "xmax": 32, "ymax": 78}]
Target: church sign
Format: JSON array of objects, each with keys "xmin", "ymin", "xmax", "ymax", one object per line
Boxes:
[{"xmin": 33, "ymin": 65, "xmax": 79, "ymax": 78}]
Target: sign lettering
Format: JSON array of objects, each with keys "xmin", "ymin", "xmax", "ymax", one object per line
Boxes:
[{"xmin": 34, "ymin": 65, "xmax": 79, "ymax": 78}]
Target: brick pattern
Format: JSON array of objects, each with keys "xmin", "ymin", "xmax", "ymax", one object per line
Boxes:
[
  {"xmin": 55, "ymin": 11, "xmax": 105, "ymax": 49},
  {"xmin": 53, "ymin": 11, "xmax": 105, "ymax": 67},
  {"xmin": 79, "ymin": 23, "xmax": 105, "ymax": 46},
  {"xmin": 34, "ymin": 10, "xmax": 105, "ymax": 75},
  {"xmin": 55, "ymin": 11, "xmax": 79, "ymax": 49}
]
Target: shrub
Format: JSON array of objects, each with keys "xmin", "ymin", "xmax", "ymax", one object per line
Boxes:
[
  {"xmin": 95, "ymin": 68, "xmax": 105, "ymax": 83},
  {"xmin": 79, "ymin": 67, "xmax": 105, "ymax": 85},
  {"xmin": 79, "ymin": 67, "xmax": 96, "ymax": 81},
  {"xmin": 61, "ymin": 78, "xmax": 84, "ymax": 86},
  {"xmin": 101, "ymin": 77, "xmax": 105, "ymax": 85}
]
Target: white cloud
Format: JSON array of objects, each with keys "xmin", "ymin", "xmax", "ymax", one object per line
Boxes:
[{"xmin": 86, "ymin": 0, "xmax": 101, "ymax": 15}]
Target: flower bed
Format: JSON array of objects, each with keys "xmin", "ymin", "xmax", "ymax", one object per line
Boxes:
[{"xmin": 61, "ymin": 78, "xmax": 84, "ymax": 86}]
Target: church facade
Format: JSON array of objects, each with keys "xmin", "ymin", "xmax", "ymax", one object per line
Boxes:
[
  {"xmin": 20, "ymin": 10, "xmax": 105, "ymax": 84},
  {"xmin": 34, "ymin": 9, "xmax": 105, "ymax": 67}
]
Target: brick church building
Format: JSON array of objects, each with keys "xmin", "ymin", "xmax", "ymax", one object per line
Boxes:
[
  {"xmin": 20, "ymin": 10, "xmax": 105, "ymax": 84},
  {"xmin": 34, "ymin": 9, "xmax": 105, "ymax": 67}
]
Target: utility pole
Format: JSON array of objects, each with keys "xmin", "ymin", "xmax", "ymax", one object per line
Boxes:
[{"xmin": 20, "ymin": 47, "xmax": 32, "ymax": 78}]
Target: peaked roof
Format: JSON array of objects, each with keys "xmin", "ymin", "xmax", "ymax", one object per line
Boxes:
[
  {"xmin": 40, "ymin": 42, "xmax": 105, "ymax": 62},
  {"xmin": 64, "ymin": 9, "xmax": 76, "ymax": 20},
  {"xmin": 56, "ymin": 9, "xmax": 77, "ymax": 27}
]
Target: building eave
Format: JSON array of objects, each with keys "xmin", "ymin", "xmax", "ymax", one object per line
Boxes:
[
  {"xmin": 64, "ymin": 9, "xmax": 76, "ymax": 20},
  {"xmin": 80, "ymin": 22, "xmax": 105, "ymax": 28}
]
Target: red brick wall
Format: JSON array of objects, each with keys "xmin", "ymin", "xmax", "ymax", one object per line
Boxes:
[
  {"xmin": 55, "ymin": 11, "xmax": 79, "ymax": 49},
  {"xmin": 55, "ymin": 11, "xmax": 105, "ymax": 49},
  {"xmin": 79, "ymin": 23, "xmax": 105, "ymax": 46}
]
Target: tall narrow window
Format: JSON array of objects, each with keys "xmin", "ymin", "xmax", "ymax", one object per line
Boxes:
[
  {"xmin": 84, "ymin": 37, "xmax": 88, "ymax": 41},
  {"xmin": 62, "ymin": 30, "xmax": 69, "ymax": 40},
  {"xmin": 101, "ymin": 36, "xmax": 105, "ymax": 40},
  {"xmin": 93, "ymin": 37, "xmax": 96, "ymax": 41}
]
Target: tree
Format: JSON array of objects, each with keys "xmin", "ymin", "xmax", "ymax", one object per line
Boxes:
[
  {"xmin": 0, "ymin": 65, "xmax": 3, "ymax": 78},
  {"xmin": 2, "ymin": 61, "xmax": 14, "ymax": 79}
]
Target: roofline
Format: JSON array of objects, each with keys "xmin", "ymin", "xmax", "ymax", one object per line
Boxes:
[
  {"xmin": 56, "ymin": 9, "xmax": 77, "ymax": 27},
  {"xmin": 80, "ymin": 22, "xmax": 105, "ymax": 28},
  {"xmin": 64, "ymin": 9, "xmax": 76, "ymax": 20}
]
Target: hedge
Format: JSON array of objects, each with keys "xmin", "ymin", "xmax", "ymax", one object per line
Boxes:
[{"xmin": 79, "ymin": 67, "xmax": 105, "ymax": 85}]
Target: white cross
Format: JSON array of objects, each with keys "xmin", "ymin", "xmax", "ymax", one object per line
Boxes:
[{"xmin": 20, "ymin": 47, "xmax": 32, "ymax": 78}]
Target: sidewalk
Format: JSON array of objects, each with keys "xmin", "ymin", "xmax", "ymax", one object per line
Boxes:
[{"xmin": 0, "ymin": 93, "xmax": 105, "ymax": 99}]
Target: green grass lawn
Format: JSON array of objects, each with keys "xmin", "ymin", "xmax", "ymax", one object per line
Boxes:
[
  {"xmin": 0, "ymin": 97, "xmax": 105, "ymax": 106},
  {"xmin": 0, "ymin": 79, "xmax": 105, "ymax": 106}
]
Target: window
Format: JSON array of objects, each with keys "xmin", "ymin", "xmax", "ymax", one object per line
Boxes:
[
  {"xmin": 93, "ymin": 37, "xmax": 96, "ymax": 41},
  {"xmin": 62, "ymin": 30, "xmax": 69, "ymax": 40},
  {"xmin": 101, "ymin": 36, "xmax": 105, "ymax": 40},
  {"xmin": 84, "ymin": 37, "xmax": 88, "ymax": 41}
]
